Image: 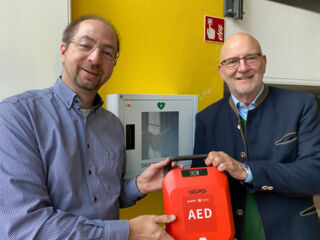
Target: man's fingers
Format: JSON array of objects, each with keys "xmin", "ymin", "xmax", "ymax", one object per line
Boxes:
[
  {"xmin": 170, "ymin": 161, "xmax": 184, "ymax": 169},
  {"xmin": 154, "ymin": 158, "xmax": 171, "ymax": 169},
  {"xmin": 205, "ymin": 158, "xmax": 212, "ymax": 166},
  {"xmin": 153, "ymin": 214, "xmax": 176, "ymax": 224},
  {"xmin": 171, "ymin": 161, "xmax": 177, "ymax": 168},
  {"xmin": 217, "ymin": 162, "xmax": 226, "ymax": 172}
]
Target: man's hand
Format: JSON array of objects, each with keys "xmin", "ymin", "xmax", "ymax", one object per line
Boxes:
[
  {"xmin": 128, "ymin": 214, "xmax": 175, "ymax": 240},
  {"xmin": 205, "ymin": 151, "xmax": 248, "ymax": 181},
  {"xmin": 137, "ymin": 158, "xmax": 182, "ymax": 194}
]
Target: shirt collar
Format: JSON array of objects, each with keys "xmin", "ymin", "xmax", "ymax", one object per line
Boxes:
[
  {"xmin": 54, "ymin": 77, "xmax": 104, "ymax": 110},
  {"xmin": 231, "ymin": 84, "xmax": 264, "ymax": 120}
]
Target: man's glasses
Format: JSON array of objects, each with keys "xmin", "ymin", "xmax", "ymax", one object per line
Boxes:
[
  {"xmin": 69, "ymin": 37, "xmax": 118, "ymax": 63},
  {"xmin": 220, "ymin": 53, "xmax": 262, "ymax": 69}
]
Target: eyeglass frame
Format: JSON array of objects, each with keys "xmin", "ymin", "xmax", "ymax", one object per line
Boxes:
[
  {"xmin": 68, "ymin": 36, "xmax": 119, "ymax": 63},
  {"xmin": 220, "ymin": 53, "xmax": 263, "ymax": 69}
]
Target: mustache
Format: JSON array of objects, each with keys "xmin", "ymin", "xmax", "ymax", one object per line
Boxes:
[
  {"xmin": 83, "ymin": 63, "xmax": 99, "ymax": 70},
  {"xmin": 80, "ymin": 64, "xmax": 101, "ymax": 75}
]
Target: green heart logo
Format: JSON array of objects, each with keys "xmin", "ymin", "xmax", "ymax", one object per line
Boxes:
[{"xmin": 157, "ymin": 102, "xmax": 165, "ymax": 110}]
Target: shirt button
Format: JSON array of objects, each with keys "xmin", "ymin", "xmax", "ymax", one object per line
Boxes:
[
  {"xmin": 236, "ymin": 209, "xmax": 244, "ymax": 216},
  {"xmin": 87, "ymin": 144, "xmax": 90, "ymax": 149},
  {"xmin": 88, "ymin": 170, "xmax": 92, "ymax": 175},
  {"xmin": 94, "ymin": 196, "xmax": 97, "ymax": 202},
  {"xmin": 240, "ymin": 152, "xmax": 246, "ymax": 159}
]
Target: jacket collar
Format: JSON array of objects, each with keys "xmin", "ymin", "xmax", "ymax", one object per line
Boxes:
[{"xmin": 228, "ymin": 84, "xmax": 269, "ymax": 116}]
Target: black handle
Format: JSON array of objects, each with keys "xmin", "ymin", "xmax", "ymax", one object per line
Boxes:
[{"xmin": 163, "ymin": 154, "xmax": 208, "ymax": 176}]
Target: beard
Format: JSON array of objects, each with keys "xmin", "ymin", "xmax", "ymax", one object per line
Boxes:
[
  {"xmin": 62, "ymin": 60, "xmax": 111, "ymax": 95},
  {"xmin": 73, "ymin": 62, "xmax": 109, "ymax": 92},
  {"xmin": 74, "ymin": 74, "xmax": 102, "ymax": 92}
]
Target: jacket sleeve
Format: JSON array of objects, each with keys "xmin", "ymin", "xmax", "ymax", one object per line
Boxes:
[{"xmin": 247, "ymin": 95, "xmax": 320, "ymax": 197}]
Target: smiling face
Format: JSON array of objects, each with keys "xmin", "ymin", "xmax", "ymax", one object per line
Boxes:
[
  {"xmin": 60, "ymin": 19, "xmax": 117, "ymax": 98},
  {"xmin": 218, "ymin": 33, "xmax": 267, "ymax": 105}
]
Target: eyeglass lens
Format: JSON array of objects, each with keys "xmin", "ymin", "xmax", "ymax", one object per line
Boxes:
[
  {"xmin": 74, "ymin": 37, "xmax": 117, "ymax": 61},
  {"xmin": 223, "ymin": 53, "xmax": 262, "ymax": 69}
]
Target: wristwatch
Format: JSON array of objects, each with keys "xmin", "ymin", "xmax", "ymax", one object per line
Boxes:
[{"xmin": 242, "ymin": 162, "xmax": 250, "ymax": 176}]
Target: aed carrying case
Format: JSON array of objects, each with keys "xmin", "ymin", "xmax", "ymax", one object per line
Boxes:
[{"xmin": 162, "ymin": 154, "xmax": 235, "ymax": 240}]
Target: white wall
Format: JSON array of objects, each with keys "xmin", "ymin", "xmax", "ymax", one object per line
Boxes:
[
  {"xmin": 225, "ymin": 0, "xmax": 320, "ymax": 86},
  {"xmin": 0, "ymin": 0, "xmax": 70, "ymax": 101}
]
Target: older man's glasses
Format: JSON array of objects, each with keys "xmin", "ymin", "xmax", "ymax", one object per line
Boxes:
[
  {"xmin": 69, "ymin": 37, "xmax": 118, "ymax": 63},
  {"xmin": 220, "ymin": 53, "xmax": 262, "ymax": 69}
]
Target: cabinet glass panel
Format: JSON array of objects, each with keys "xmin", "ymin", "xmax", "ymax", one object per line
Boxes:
[{"xmin": 142, "ymin": 111, "xmax": 179, "ymax": 160}]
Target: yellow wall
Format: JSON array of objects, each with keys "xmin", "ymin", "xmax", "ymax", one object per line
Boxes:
[{"xmin": 71, "ymin": 0, "xmax": 224, "ymax": 220}]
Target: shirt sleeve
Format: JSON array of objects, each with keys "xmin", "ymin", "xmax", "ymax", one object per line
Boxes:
[
  {"xmin": 243, "ymin": 163, "xmax": 253, "ymax": 183},
  {"xmin": 0, "ymin": 102, "xmax": 130, "ymax": 240},
  {"xmin": 121, "ymin": 177, "xmax": 146, "ymax": 208}
]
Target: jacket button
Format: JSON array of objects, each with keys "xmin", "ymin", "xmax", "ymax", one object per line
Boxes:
[
  {"xmin": 262, "ymin": 186, "xmax": 268, "ymax": 191},
  {"xmin": 240, "ymin": 152, "xmax": 246, "ymax": 159},
  {"xmin": 267, "ymin": 186, "xmax": 274, "ymax": 191},
  {"xmin": 236, "ymin": 209, "xmax": 244, "ymax": 216},
  {"xmin": 237, "ymin": 124, "xmax": 240, "ymax": 130}
]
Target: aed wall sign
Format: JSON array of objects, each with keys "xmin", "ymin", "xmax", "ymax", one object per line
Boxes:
[{"xmin": 204, "ymin": 15, "xmax": 224, "ymax": 43}]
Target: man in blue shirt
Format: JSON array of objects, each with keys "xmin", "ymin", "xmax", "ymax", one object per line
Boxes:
[
  {"xmin": 192, "ymin": 33, "xmax": 320, "ymax": 239},
  {"xmin": 0, "ymin": 15, "xmax": 176, "ymax": 240}
]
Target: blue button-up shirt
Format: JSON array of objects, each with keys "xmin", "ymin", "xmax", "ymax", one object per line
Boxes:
[
  {"xmin": 0, "ymin": 77, "xmax": 144, "ymax": 239},
  {"xmin": 231, "ymin": 84, "xmax": 264, "ymax": 121}
]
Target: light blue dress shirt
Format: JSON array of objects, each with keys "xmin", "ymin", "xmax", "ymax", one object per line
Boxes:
[
  {"xmin": 231, "ymin": 84, "xmax": 265, "ymax": 183},
  {"xmin": 0, "ymin": 77, "xmax": 144, "ymax": 239}
]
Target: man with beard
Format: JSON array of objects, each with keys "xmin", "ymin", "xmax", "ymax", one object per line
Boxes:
[{"xmin": 0, "ymin": 15, "xmax": 176, "ymax": 240}]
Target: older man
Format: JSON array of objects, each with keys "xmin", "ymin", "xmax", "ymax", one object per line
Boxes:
[{"xmin": 192, "ymin": 33, "xmax": 320, "ymax": 239}]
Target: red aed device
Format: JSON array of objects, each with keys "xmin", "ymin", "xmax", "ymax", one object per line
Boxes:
[{"xmin": 162, "ymin": 154, "xmax": 235, "ymax": 240}]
